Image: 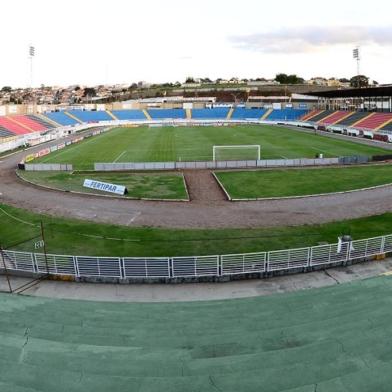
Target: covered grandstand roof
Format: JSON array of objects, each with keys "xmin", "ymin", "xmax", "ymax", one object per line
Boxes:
[{"xmin": 306, "ymin": 85, "xmax": 392, "ymax": 98}]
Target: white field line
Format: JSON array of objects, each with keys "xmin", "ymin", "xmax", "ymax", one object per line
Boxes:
[
  {"xmin": 113, "ymin": 150, "xmax": 127, "ymax": 163},
  {"xmin": 39, "ymin": 135, "xmax": 101, "ymax": 163},
  {"xmin": 0, "ymin": 206, "xmax": 39, "ymax": 227},
  {"xmin": 311, "ymin": 147, "xmax": 330, "ymax": 154},
  {"xmin": 80, "ymin": 233, "xmax": 141, "ymax": 242}
]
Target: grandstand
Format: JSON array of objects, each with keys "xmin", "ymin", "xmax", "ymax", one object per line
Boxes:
[{"xmin": 0, "ymin": 98, "xmax": 391, "ymax": 140}]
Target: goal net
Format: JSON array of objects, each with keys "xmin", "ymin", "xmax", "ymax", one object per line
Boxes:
[{"xmin": 213, "ymin": 145, "xmax": 261, "ymax": 161}]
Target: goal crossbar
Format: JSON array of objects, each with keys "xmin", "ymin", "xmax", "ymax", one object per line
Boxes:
[{"xmin": 213, "ymin": 145, "xmax": 261, "ymax": 161}]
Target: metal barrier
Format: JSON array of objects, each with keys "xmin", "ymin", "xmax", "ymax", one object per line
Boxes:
[{"xmin": 1, "ymin": 235, "xmax": 391, "ymax": 281}]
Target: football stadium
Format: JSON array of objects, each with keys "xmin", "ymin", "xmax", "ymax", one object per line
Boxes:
[{"xmin": 1, "ymin": 0, "xmax": 392, "ymax": 390}]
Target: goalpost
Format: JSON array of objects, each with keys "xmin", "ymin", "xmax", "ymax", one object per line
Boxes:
[{"xmin": 213, "ymin": 145, "xmax": 261, "ymax": 161}]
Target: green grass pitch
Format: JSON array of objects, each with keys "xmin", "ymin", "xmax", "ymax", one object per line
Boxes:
[
  {"xmin": 34, "ymin": 125, "xmax": 390, "ymax": 170},
  {"xmin": 215, "ymin": 164, "xmax": 392, "ymax": 199},
  {"xmin": 18, "ymin": 171, "xmax": 188, "ymax": 201}
]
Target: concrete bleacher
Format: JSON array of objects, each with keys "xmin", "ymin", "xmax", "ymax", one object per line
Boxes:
[
  {"xmin": 381, "ymin": 120, "xmax": 392, "ymax": 131},
  {"xmin": 335, "ymin": 112, "xmax": 370, "ymax": 127},
  {"xmin": 148, "ymin": 109, "xmax": 186, "ymax": 119},
  {"xmin": 44, "ymin": 111, "xmax": 80, "ymax": 126},
  {"xmin": 231, "ymin": 108, "xmax": 267, "ymax": 119},
  {"xmin": 67, "ymin": 110, "xmax": 113, "ymax": 123},
  {"xmin": 317, "ymin": 111, "xmax": 354, "ymax": 125},
  {"xmin": 192, "ymin": 108, "xmax": 230, "ymax": 119},
  {"xmin": 266, "ymin": 109, "xmax": 308, "ymax": 121},
  {"xmin": 0, "ymin": 117, "xmax": 30, "ymax": 135},
  {"xmin": 111, "ymin": 110, "xmax": 147, "ymax": 121},
  {"xmin": 0, "ymin": 126, "xmax": 15, "ymax": 137},
  {"xmin": 13, "ymin": 115, "xmax": 47, "ymax": 132},
  {"xmin": 354, "ymin": 112, "xmax": 392, "ymax": 131},
  {"xmin": 68, "ymin": 110, "xmax": 113, "ymax": 123},
  {"xmin": 304, "ymin": 110, "xmax": 334, "ymax": 122},
  {"xmin": 27, "ymin": 115, "xmax": 55, "ymax": 129},
  {"xmin": 1, "ymin": 275, "xmax": 392, "ymax": 390}
]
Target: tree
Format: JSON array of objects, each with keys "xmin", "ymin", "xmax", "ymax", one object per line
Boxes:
[
  {"xmin": 1, "ymin": 86, "xmax": 12, "ymax": 93},
  {"xmin": 275, "ymin": 73, "xmax": 304, "ymax": 84},
  {"xmin": 350, "ymin": 75, "xmax": 369, "ymax": 88},
  {"xmin": 339, "ymin": 78, "xmax": 350, "ymax": 83},
  {"xmin": 83, "ymin": 87, "xmax": 96, "ymax": 97},
  {"xmin": 185, "ymin": 77, "xmax": 195, "ymax": 84}
]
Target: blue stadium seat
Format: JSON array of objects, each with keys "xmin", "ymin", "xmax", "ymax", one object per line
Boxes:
[
  {"xmin": 68, "ymin": 110, "xmax": 112, "ymax": 122},
  {"xmin": 111, "ymin": 110, "xmax": 147, "ymax": 121},
  {"xmin": 192, "ymin": 108, "xmax": 230, "ymax": 119},
  {"xmin": 266, "ymin": 109, "xmax": 308, "ymax": 121},
  {"xmin": 148, "ymin": 109, "xmax": 186, "ymax": 119},
  {"xmin": 44, "ymin": 111, "xmax": 79, "ymax": 126},
  {"xmin": 232, "ymin": 108, "xmax": 267, "ymax": 119}
]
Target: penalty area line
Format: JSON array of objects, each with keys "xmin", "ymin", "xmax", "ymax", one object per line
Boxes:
[{"xmin": 113, "ymin": 150, "xmax": 127, "ymax": 163}]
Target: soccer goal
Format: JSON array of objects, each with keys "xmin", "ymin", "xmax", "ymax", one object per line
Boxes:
[{"xmin": 213, "ymin": 145, "xmax": 261, "ymax": 161}]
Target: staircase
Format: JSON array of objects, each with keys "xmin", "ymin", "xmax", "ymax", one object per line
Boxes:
[
  {"xmin": 331, "ymin": 111, "xmax": 355, "ymax": 125},
  {"xmin": 36, "ymin": 114, "xmax": 61, "ymax": 127},
  {"xmin": 301, "ymin": 110, "xmax": 319, "ymax": 121},
  {"xmin": 106, "ymin": 110, "xmax": 118, "ymax": 120},
  {"xmin": 376, "ymin": 117, "xmax": 392, "ymax": 131},
  {"xmin": 261, "ymin": 108, "xmax": 273, "ymax": 120},
  {"xmin": 352, "ymin": 113, "xmax": 376, "ymax": 128},
  {"xmin": 186, "ymin": 109, "xmax": 192, "ymax": 120},
  {"xmin": 64, "ymin": 111, "xmax": 84, "ymax": 124},
  {"xmin": 226, "ymin": 108, "xmax": 234, "ymax": 120},
  {"xmin": 143, "ymin": 109, "xmax": 152, "ymax": 121}
]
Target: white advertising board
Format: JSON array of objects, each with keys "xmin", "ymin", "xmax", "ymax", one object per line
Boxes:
[{"xmin": 83, "ymin": 179, "xmax": 127, "ymax": 195}]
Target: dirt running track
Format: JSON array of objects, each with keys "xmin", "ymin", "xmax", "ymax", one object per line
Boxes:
[{"xmin": 1, "ymin": 130, "xmax": 392, "ymax": 229}]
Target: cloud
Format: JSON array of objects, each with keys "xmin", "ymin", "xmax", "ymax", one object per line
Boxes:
[{"xmin": 230, "ymin": 26, "xmax": 392, "ymax": 53}]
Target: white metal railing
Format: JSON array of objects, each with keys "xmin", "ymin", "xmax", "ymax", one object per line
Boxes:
[{"xmin": 1, "ymin": 234, "xmax": 391, "ymax": 281}]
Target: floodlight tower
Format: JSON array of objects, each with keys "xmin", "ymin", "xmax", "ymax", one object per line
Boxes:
[
  {"xmin": 353, "ymin": 47, "xmax": 360, "ymax": 77},
  {"xmin": 29, "ymin": 45, "xmax": 35, "ymax": 88}
]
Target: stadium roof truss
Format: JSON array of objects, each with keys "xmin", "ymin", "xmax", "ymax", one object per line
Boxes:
[{"xmin": 305, "ymin": 86, "xmax": 392, "ymax": 112}]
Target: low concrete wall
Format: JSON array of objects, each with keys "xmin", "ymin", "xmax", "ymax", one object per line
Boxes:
[
  {"xmin": 95, "ymin": 158, "xmax": 340, "ymax": 171},
  {"xmin": 24, "ymin": 163, "xmax": 73, "ymax": 171}
]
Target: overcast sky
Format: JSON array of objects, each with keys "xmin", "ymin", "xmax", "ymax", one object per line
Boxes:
[{"xmin": 2, "ymin": 0, "xmax": 391, "ymax": 87}]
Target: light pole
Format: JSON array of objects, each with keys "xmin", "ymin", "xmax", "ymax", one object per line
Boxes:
[
  {"xmin": 353, "ymin": 47, "xmax": 360, "ymax": 79},
  {"xmin": 29, "ymin": 45, "xmax": 35, "ymax": 88}
]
